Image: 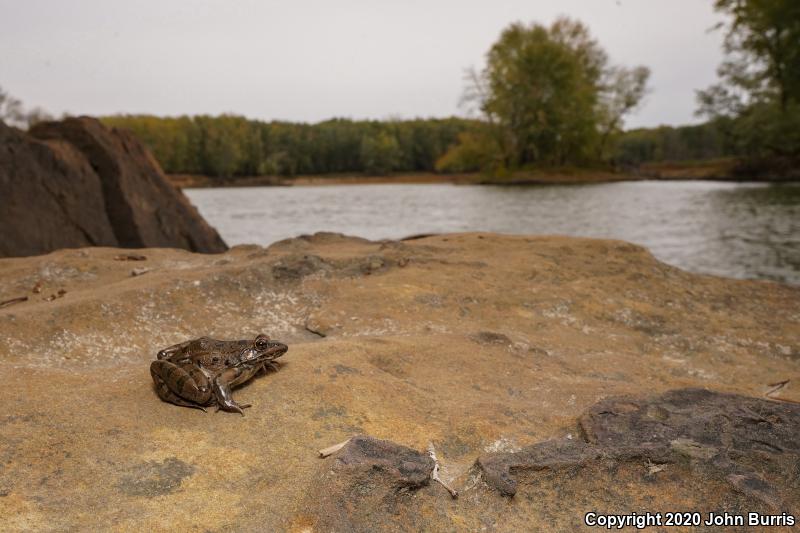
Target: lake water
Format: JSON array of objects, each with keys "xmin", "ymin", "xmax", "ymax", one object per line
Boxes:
[{"xmin": 186, "ymin": 181, "xmax": 800, "ymax": 285}]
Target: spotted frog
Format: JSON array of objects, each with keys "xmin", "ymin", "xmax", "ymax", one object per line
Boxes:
[{"xmin": 150, "ymin": 334, "xmax": 288, "ymax": 415}]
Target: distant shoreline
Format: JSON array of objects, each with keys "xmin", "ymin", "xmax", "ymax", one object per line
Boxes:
[
  {"xmin": 169, "ymin": 172, "xmax": 476, "ymax": 188},
  {"xmin": 169, "ymin": 159, "xmax": 798, "ymax": 188}
]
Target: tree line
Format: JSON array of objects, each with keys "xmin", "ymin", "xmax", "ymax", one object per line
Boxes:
[
  {"xmin": 614, "ymin": 123, "xmax": 735, "ymax": 166},
  {"xmin": 99, "ymin": 114, "xmax": 474, "ymax": 178},
  {"xmin": 98, "ymin": 113, "xmax": 735, "ymax": 177}
]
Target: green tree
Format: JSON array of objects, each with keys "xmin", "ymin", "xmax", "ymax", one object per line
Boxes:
[
  {"xmin": 697, "ymin": 0, "xmax": 800, "ymax": 163},
  {"xmin": 359, "ymin": 131, "xmax": 401, "ymax": 175},
  {"xmin": 453, "ymin": 17, "xmax": 649, "ymax": 173},
  {"xmin": 597, "ymin": 66, "xmax": 650, "ymax": 160},
  {"xmin": 703, "ymin": 0, "xmax": 800, "ymax": 112}
]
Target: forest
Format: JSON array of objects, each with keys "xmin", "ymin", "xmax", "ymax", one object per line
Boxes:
[
  {"xmin": 99, "ymin": 115, "xmax": 475, "ymax": 177},
  {"xmin": 99, "ymin": 113, "xmax": 731, "ymax": 178}
]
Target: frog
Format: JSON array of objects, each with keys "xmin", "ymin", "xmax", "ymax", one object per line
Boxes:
[{"xmin": 150, "ymin": 334, "xmax": 288, "ymax": 415}]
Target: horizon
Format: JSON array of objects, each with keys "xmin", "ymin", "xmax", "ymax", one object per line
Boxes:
[{"xmin": 1, "ymin": 0, "xmax": 724, "ymax": 129}]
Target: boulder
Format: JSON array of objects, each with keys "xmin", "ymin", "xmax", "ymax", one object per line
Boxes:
[
  {"xmin": 29, "ymin": 117, "xmax": 227, "ymax": 253},
  {"xmin": 0, "ymin": 121, "xmax": 118, "ymax": 257}
]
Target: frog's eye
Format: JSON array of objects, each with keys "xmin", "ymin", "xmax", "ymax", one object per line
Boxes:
[{"xmin": 256, "ymin": 338, "xmax": 269, "ymax": 349}]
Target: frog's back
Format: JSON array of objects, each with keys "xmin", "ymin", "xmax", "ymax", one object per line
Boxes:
[{"xmin": 188, "ymin": 337, "xmax": 249, "ymax": 358}]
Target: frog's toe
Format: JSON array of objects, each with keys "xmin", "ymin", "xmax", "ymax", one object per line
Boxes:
[{"xmin": 217, "ymin": 400, "xmax": 249, "ymax": 415}]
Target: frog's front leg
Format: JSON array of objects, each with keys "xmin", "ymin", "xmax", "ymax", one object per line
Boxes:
[
  {"xmin": 212, "ymin": 367, "xmax": 252, "ymax": 416},
  {"xmin": 150, "ymin": 360, "xmax": 213, "ymax": 410},
  {"xmin": 260, "ymin": 361, "xmax": 279, "ymax": 375}
]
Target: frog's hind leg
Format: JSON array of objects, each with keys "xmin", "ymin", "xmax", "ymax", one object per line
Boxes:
[
  {"xmin": 150, "ymin": 360, "xmax": 211, "ymax": 411},
  {"xmin": 154, "ymin": 382, "xmax": 207, "ymax": 412},
  {"xmin": 212, "ymin": 367, "xmax": 253, "ymax": 416}
]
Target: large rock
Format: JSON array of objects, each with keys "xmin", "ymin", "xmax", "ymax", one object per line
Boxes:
[
  {"xmin": 0, "ymin": 118, "xmax": 226, "ymax": 258},
  {"xmin": 0, "ymin": 121, "xmax": 118, "ymax": 257},
  {"xmin": 30, "ymin": 117, "xmax": 227, "ymax": 253},
  {"xmin": 0, "ymin": 233, "xmax": 798, "ymax": 531}
]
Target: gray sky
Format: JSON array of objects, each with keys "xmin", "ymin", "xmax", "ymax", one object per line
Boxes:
[{"xmin": 1, "ymin": 0, "xmax": 724, "ymax": 128}]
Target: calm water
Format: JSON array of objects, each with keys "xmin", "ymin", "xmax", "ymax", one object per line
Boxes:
[{"xmin": 186, "ymin": 181, "xmax": 800, "ymax": 284}]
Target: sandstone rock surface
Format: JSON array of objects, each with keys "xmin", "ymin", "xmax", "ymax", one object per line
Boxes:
[
  {"xmin": 0, "ymin": 233, "xmax": 798, "ymax": 531},
  {"xmin": 0, "ymin": 118, "xmax": 226, "ymax": 257}
]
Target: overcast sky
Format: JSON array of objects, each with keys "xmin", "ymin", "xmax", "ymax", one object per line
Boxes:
[{"xmin": 1, "ymin": 0, "xmax": 725, "ymax": 129}]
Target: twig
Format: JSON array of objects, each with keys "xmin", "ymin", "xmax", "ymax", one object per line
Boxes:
[
  {"xmin": 318, "ymin": 438, "xmax": 351, "ymax": 458},
  {"xmin": 0, "ymin": 296, "xmax": 28, "ymax": 309},
  {"xmin": 766, "ymin": 380, "xmax": 790, "ymax": 396},
  {"xmin": 428, "ymin": 443, "xmax": 458, "ymax": 498},
  {"xmin": 764, "ymin": 380, "xmax": 800, "ymax": 404}
]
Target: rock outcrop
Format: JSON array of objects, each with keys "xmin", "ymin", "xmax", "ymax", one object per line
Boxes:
[
  {"xmin": 0, "ymin": 121, "xmax": 118, "ymax": 257},
  {"xmin": 0, "ymin": 118, "xmax": 226, "ymax": 258},
  {"xmin": 0, "ymin": 233, "xmax": 798, "ymax": 531},
  {"xmin": 477, "ymin": 388, "xmax": 800, "ymax": 505}
]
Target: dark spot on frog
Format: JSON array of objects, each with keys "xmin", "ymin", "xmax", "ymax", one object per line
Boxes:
[
  {"xmin": 116, "ymin": 457, "xmax": 195, "ymax": 497},
  {"xmin": 470, "ymin": 331, "xmax": 512, "ymax": 346}
]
